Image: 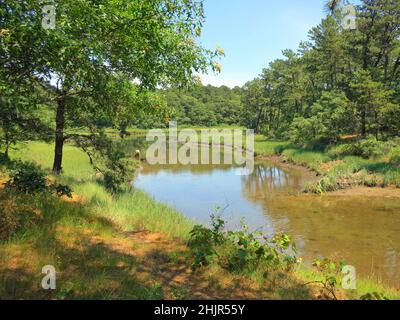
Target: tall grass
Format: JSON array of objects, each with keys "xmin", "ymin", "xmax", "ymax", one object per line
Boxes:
[
  {"xmin": 9, "ymin": 141, "xmax": 193, "ymax": 239},
  {"xmin": 74, "ymin": 182, "xmax": 193, "ymax": 239}
]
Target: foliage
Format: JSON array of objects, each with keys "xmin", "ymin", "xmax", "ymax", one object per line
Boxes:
[
  {"xmin": 4, "ymin": 161, "xmax": 73, "ymax": 198},
  {"xmin": 73, "ymin": 132, "xmax": 137, "ymax": 193},
  {"xmin": 360, "ymin": 292, "xmax": 389, "ymax": 301},
  {"xmin": 240, "ymin": 0, "xmax": 400, "ymax": 142},
  {"xmin": 159, "ymin": 84, "xmax": 243, "ymax": 128},
  {"xmin": 389, "ymin": 147, "xmax": 400, "ymax": 166},
  {"xmin": 4, "ymin": 161, "xmax": 47, "ymax": 194},
  {"xmin": 329, "ymin": 137, "xmax": 394, "ymax": 159},
  {"xmin": 188, "ymin": 214, "xmax": 298, "ymax": 277},
  {"xmin": 187, "ymin": 214, "xmax": 226, "ymax": 269},
  {"xmin": 53, "ymin": 184, "xmax": 73, "ymax": 198},
  {"xmin": 312, "ymin": 257, "xmax": 346, "ymax": 300},
  {"xmin": 1, "ymin": 0, "xmax": 220, "ymax": 174}
]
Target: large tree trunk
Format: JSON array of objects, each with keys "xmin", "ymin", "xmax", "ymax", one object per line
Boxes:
[{"xmin": 52, "ymin": 96, "xmax": 66, "ymax": 174}]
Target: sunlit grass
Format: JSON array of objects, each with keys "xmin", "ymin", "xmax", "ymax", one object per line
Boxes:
[
  {"xmin": 10, "ymin": 141, "xmax": 93, "ymax": 181},
  {"xmin": 8, "ymin": 141, "xmax": 193, "ymax": 239}
]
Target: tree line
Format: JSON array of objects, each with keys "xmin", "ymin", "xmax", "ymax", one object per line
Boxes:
[{"xmin": 241, "ymin": 0, "xmax": 400, "ymax": 145}]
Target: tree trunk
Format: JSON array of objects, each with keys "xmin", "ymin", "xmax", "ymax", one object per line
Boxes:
[
  {"xmin": 361, "ymin": 108, "xmax": 366, "ymax": 137},
  {"xmin": 4, "ymin": 143, "xmax": 9, "ymax": 160},
  {"xmin": 52, "ymin": 96, "xmax": 66, "ymax": 174},
  {"xmin": 4, "ymin": 130, "xmax": 10, "ymax": 160}
]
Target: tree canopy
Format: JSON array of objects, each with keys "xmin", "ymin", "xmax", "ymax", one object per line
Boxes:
[{"xmin": 1, "ymin": 0, "xmax": 219, "ymax": 172}]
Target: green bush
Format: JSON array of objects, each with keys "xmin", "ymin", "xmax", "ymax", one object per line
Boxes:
[
  {"xmin": 312, "ymin": 257, "xmax": 346, "ymax": 300},
  {"xmin": 4, "ymin": 161, "xmax": 73, "ymax": 198},
  {"xmin": 329, "ymin": 137, "xmax": 392, "ymax": 159},
  {"xmin": 5, "ymin": 161, "xmax": 47, "ymax": 194},
  {"xmin": 188, "ymin": 215, "xmax": 298, "ymax": 276},
  {"xmin": 53, "ymin": 184, "xmax": 73, "ymax": 198}
]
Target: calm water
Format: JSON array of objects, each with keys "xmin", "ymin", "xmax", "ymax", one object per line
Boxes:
[{"xmin": 134, "ymin": 161, "xmax": 400, "ymax": 287}]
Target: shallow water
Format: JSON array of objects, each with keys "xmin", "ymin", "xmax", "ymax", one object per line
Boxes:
[{"xmin": 134, "ymin": 161, "xmax": 400, "ymax": 287}]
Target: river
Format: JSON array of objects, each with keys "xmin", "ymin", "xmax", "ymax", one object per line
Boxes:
[{"xmin": 134, "ymin": 160, "xmax": 400, "ymax": 287}]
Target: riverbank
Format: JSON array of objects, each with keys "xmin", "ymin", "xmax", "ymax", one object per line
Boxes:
[
  {"xmin": 1, "ymin": 140, "xmax": 399, "ymax": 300},
  {"xmin": 254, "ymin": 136, "xmax": 400, "ymax": 196}
]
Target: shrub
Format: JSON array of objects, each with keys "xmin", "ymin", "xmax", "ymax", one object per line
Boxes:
[
  {"xmin": 53, "ymin": 184, "xmax": 73, "ymax": 198},
  {"xmin": 4, "ymin": 161, "xmax": 73, "ymax": 198},
  {"xmin": 360, "ymin": 292, "xmax": 389, "ymax": 300},
  {"xmin": 287, "ymin": 117, "xmax": 317, "ymax": 147},
  {"xmin": 312, "ymin": 257, "xmax": 346, "ymax": 300},
  {"xmin": 188, "ymin": 215, "xmax": 298, "ymax": 277},
  {"xmin": 5, "ymin": 161, "xmax": 46, "ymax": 194},
  {"xmin": 328, "ymin": 137, "xmax": 394, "ymax": 159}
]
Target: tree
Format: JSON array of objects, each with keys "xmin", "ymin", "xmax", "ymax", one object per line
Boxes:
[
  {"xmin": 241, "ymin": 79, "xmax": 268, "ymax": 133},
  {"xmin": 241, "ymin": 0, "xmax": 399, "ymax": 142},
  {"xmin": 2, "ymin": 0, "xmax": 219, "ymax": 173},
  {"xmin": 350, "ymin": 70, "xmax": 395, "ymax": 139}
]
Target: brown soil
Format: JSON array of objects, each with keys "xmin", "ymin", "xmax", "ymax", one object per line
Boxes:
[
  {"xmin": 60, "ymin": 192, "xmax": 86, "ymax": 204},
  {"xmin": 330, "ymin": 186, "xmax": 400, "ymax": 198}
]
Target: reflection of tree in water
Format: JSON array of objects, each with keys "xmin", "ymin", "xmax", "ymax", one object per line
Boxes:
[
  {"xmin": 242, "ymin": 166, "xmax": 400, "ymax": 287},
  {"xmin": 241, "ymin": 163, "xmax": 304, "ymax": 198}
]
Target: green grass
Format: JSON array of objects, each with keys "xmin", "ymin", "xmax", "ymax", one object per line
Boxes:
[
  {"xmin": 297, "ymin": 266, "xmax": 400, "ymax": 300},
  {"xmin": 254, "ymin": 138, "xmax": 400, "ymax": 193},
  {"xmin": 75, "ymin": 182, "xmax": 193, "ymax": 239},
  {"xmin": 0, "ymin": 192, "xmax": 180, "ymax": 299},
  {"xmin": 10, "ymin": 141, "xmax": 93, "ymax": 181},
  {"xmin": 8, "ymin": 141, "xmax": 193, "ymax": 239}
]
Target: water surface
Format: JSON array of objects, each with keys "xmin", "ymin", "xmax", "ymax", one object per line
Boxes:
[{"xmin": 134, "ymin": 161, "xmax": 400, "ymax": 287}]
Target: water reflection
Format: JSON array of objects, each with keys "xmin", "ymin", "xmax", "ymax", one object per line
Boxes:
[{"xmin": 134, "ymin": 161, "xmax": 400, "ymax": 287}]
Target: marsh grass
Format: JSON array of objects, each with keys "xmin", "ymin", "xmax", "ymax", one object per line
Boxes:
[{"xmin": 254, "ymin": 139, "xmax": 400, "ymax": 193}]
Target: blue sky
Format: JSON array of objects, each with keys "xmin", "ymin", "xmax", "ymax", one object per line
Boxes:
[{"xmin": 199, "ymin": 0, "xmax": 330, "ymax": 87}]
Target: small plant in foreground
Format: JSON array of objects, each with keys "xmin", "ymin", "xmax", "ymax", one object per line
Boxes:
[
  {"xmin": 311, "ymin": 257, "xmax": 346, "ymax": 300},
  {"xmin": 188, "ymin": 214, "xmax": 298, "ymax": 278}
]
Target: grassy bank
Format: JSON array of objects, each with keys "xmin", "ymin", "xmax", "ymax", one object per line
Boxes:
[
  {"xmin": 0, "ymin": 140, "xmax": 399, "ymax": 299},
  {"xmin": 254, "ymin": 135, "xmax": 400, "ymax": 194},
  {"xmin": 8, "ymin": 141, "xmax": 193, "ymax": 240}
]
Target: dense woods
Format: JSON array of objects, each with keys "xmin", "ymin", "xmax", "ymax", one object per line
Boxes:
[
  {"xmin": 161, "ymin": 1, "xmax": 400, "ymax": 146},
  {"xmin": 241, "ymin": 0, "xmax": 400, "ymax": 144}
]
